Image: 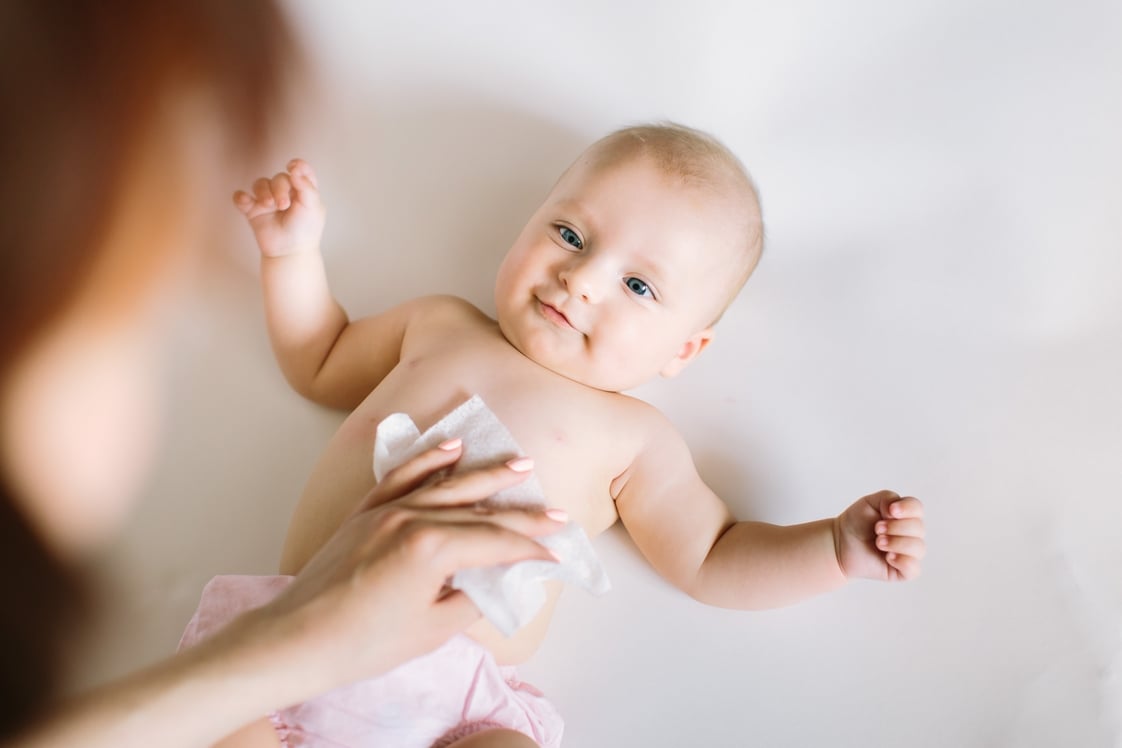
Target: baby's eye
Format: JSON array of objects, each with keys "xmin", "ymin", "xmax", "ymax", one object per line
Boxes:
[
  {"xmin": 625, "ymin": 277, "xmax": 651, "ymax": 297},
  {"xmin": 559, "ymin": 226, "xmax": 583, "ymax": 250}
]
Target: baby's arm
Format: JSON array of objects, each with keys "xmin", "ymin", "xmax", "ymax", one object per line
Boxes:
[
  {"xmin": 615, "ymin": 414, "xmax": 925, "ymax": 609},
  {"xmin": 234, "ymin": 160, "xmax": 412, "ymax": 409}
]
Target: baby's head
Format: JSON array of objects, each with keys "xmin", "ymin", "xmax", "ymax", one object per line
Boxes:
[{"xmin": 494, "ymin": 122, "xmax": 763, "ymax": 392}]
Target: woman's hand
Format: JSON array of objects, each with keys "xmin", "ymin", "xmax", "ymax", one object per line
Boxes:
[{"xmin": 253, "ymin": 440, "xmax": 564, "ymax": 692}]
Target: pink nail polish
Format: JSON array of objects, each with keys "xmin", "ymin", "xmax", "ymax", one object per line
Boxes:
[
  {"xmin": 545, "ymin": 508, "xmax": 569, "ymax": 522},
  {"xmin": 506, "ymin": 457, "xmax": 534, "ymax": 472},
  {"xmin": 438, "ymin": 438, "xmax": 462, "ymax": 451}
]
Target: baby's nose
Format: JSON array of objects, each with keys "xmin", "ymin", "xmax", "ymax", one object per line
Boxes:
[{"xmin": 559, "ymin": 259, "xmax": 604, "ymax": 303}]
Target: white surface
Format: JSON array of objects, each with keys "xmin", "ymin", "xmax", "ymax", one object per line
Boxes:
[{"xmin": 76, "ymin": 2, "xmax": 1121, "ymax": 746}]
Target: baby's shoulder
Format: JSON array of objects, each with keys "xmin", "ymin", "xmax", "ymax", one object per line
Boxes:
[
  {"xmin": 402, "ymin": 294, "xmax": 494, "ymax": 338},
  {"xmin": 408, "ymin": 294, "xmax": 489, "ymax": 324},
  {"xmin": 598, "ymin": 392, "xmax": 682, "ymax": 447}
]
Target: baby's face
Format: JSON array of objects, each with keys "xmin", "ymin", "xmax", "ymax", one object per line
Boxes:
[{"xmin": 494, "ymin": 154, "xmax": 742, "ymax": 392}]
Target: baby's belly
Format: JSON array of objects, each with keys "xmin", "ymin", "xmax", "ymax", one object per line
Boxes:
[
  {"xmin": 282, "ymin": 415, "xmax": 611, "ymax": 667},
  {"xmin": 282, "ymin": 363, "xmax": 626, "ymax": 665},
  {"xmin": 466, "ymin": 582, "xmax": 563, "ymax": 666}
]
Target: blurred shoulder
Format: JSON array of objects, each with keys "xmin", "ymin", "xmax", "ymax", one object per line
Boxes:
[{"xmin": 406, "ymin": 294, "xmax": 493, "ymax": 330}]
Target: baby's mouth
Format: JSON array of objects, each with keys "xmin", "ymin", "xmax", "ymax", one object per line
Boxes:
[{"xmin": 538, "ymin": 299, "xmax": 575, "ymax": 330}]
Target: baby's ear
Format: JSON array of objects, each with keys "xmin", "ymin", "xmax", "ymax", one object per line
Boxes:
[{"xmin": 660, "ymin": 328, "xmax": 715, "ymax": 378}]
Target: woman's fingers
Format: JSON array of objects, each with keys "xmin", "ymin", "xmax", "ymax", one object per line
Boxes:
[
  {"xmin": 352, "ymin": 442, "xmax": 466, "ymax": 515},
  {"xmin": 355, "ymin": 446, "xmax": 560, "ymax": 537},
  {"xmin": 407, "ymin": 457, "xmax": 534, "ymax": 508},
  {"xmin": 415, "ymin": 504, "xmax": 565, "ymax": 538},
  {"xmin": 411, "ymin": 520, "xmax": 559, "ymax": 575}
]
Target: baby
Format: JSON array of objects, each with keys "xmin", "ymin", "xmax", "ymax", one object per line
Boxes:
[{"xmin": 183, "ymin": 123, "xmax": 926, "ymax": 748}]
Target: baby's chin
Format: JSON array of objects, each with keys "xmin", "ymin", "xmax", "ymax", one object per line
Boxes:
[
  {"xmin": 494, "ymin": 312, "xmax": 667, "ymax": 392},
  {"xmin": 499, "ymin": 334, "xmax": 649, "ymax": 394}
]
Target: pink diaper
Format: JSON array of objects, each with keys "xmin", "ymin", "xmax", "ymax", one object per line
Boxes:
[{"xmin": 179, "ymin": 575, "xmax": 563, "ymax": 748}]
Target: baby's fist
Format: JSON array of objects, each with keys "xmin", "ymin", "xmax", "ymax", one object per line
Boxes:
[
  {"xmin": 233, "ymin": 158, "xmax": 326, "ymax": 258},
  {"xmin": 834, "ymin": 490, "xmax": 925, "ymax": 582}
]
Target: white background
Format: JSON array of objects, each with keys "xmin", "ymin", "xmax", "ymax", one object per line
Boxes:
[{"xmin": 75, "ymin": 1, "xmax": 1121, "ymax": 746}]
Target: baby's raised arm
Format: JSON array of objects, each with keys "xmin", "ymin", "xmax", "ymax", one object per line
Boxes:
[
  {"xmin": 614, "ymin": 413, "xmax": 925, "ymax": 609},
  {"xmin": 234, "ymin": 160, "xmax": 412, "ymax": 409}
]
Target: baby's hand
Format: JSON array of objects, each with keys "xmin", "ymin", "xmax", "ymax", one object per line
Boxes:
[
  {"xmin": 833, "ymin": 490, "xmax": 925, "ymax": 582},
  {"xmin": 233, "ymin": 158, "xmax": 326, "ymax": 258}
]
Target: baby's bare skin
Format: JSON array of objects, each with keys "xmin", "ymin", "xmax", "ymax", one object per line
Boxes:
[
  {"xmin": 226, "ymin": 135, "xmax": 926, "ymax": 745},
  {"xmin": 278, "ymin": 297, "xmax": 653, "ymax": 664}
]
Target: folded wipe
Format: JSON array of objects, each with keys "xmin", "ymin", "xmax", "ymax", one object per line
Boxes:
[{"xmin": 372, "ymin": 395, "xmax": 610, "ymax": 636}]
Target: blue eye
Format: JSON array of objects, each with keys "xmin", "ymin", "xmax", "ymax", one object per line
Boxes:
[
  {"xmin": 559, "ymin": 226, "xmax": 583, "ymax": 249},
  {"xmin": 625, "ymin": 277, "xmax": 651, "ymax": 297}
]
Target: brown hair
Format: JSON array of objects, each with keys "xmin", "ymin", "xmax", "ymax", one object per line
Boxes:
[{"xmin": 0, "ymin": 1, "xmax": 296, "ymax": 734}]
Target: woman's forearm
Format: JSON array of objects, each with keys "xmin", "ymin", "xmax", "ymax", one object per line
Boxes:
[
  {"xmin": 10, "ymin": 447, "xmax": 565, "ymax": 747},
  {"xmin": 11, "ymin": 607, "xmax": 303, "ymax": 748}
]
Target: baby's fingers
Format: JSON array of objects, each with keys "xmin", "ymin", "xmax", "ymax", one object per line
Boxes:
[
  {"xmin": 875, "ymin": 518, "xmax": 924, "ymax": 539},
  {"xmin": 876, "ymin": 533, "xmax": 925, "ymax": 560},
  {"xmin": 885, "ymin": 551, "xmax": 922, "ymax": 581},
  {"xmin": 232, "ymin": 182, "xmax": 279, "ymax": 220},
  {"xmin": 287, "ymin": 158, "xmax": 319, "ymax": 189},
  {"xmin": 232, "ymin": 189, "xmax": 255, "ymax": 214},
  {"xmin": 270, "ymin": 172, "xmax": 294, "ymax": 210},
  {"xmin": 252, "ymin": 177, "xmax": 274, "ymax": 207},
  {"xmin": 887, "ymin": 496, "xmax": 924, "ymax": 520}
]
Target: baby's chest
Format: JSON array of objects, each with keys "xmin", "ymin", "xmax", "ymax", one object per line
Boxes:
[{"xmin": 344, "ymin": 344, "xmax": 631, "ymax": 533}]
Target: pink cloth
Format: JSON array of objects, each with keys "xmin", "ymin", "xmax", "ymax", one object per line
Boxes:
[{"xmin": 178, "ymin": 575, "xmax": 563, "ymax": 748}]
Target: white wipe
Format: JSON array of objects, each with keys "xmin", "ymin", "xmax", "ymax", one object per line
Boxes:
[{"xmin": 373, "ymin": 394, "xmax": 611, "ymax": 636}]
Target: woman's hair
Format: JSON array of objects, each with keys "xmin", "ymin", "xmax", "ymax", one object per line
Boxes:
[{"xmin": 0, "ymin": 1, "xmax": 296, "ymax": 734}]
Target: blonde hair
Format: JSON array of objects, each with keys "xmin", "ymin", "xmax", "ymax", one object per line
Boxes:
[{"xmin": 584, "ymin": 122, "xmax": 764, "ymax": 315}]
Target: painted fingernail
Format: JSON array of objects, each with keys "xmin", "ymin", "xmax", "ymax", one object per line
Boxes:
[
  {"xmin": 545, "ymin": 508, "xmax": 569, "ymax": 522},
  {"xmin": 438, "ymin": 438, "xmax": 462, "ymax": 451},
  {"xmin": 506, "ymin": 457, "xmax": 534, "ymax": 472}
]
